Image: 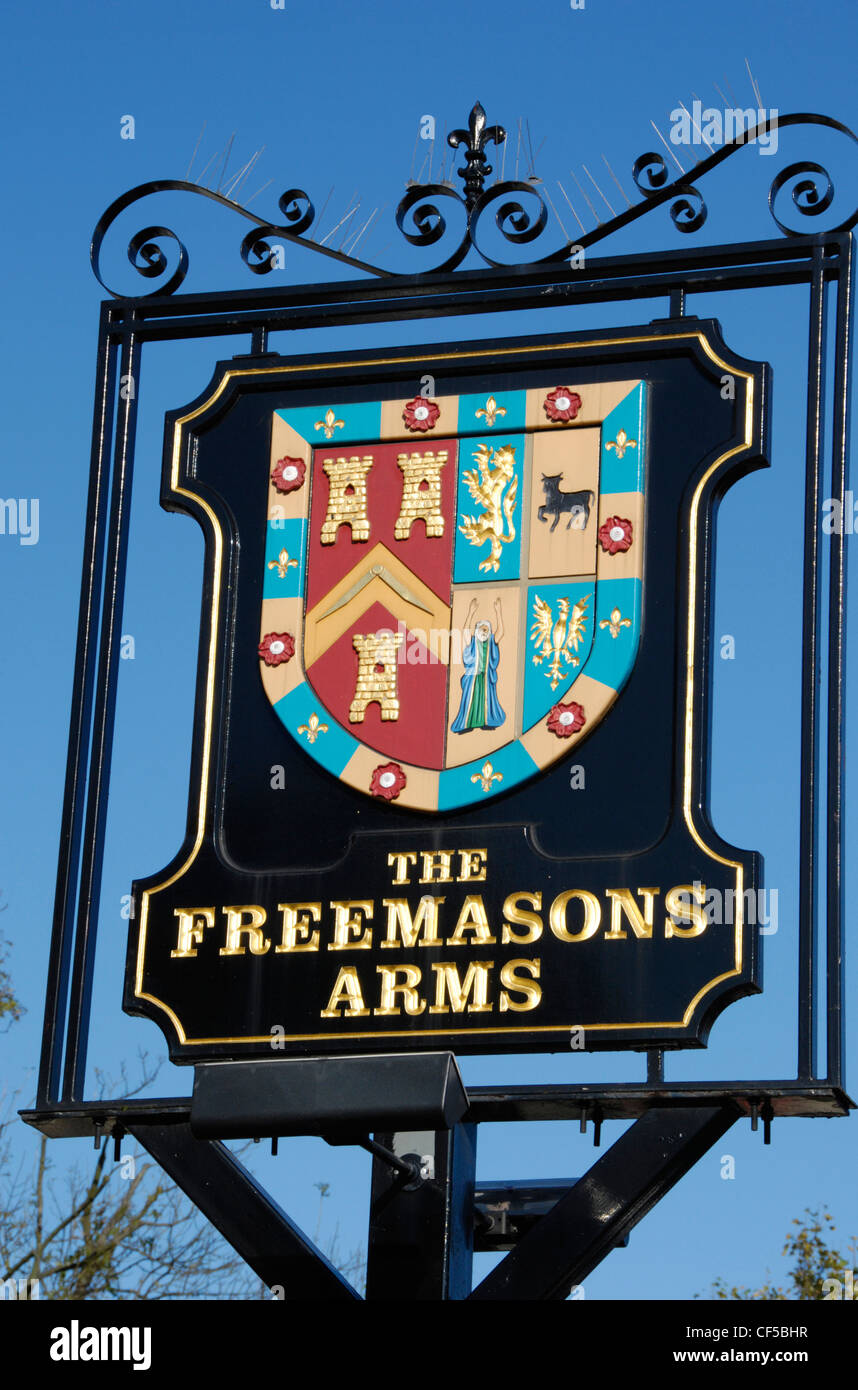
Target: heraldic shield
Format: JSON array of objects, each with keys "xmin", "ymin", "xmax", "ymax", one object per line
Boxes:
[{"xmin": 258, "ymin": 380, "xmax": 646, "ymax": 812}]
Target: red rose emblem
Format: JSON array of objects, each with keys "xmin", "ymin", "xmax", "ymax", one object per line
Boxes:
[
  {"xmin": 258, "ymin": 632, "xmax": 295, "ymax": 666},
  {"xmin": 370, "ymin": 762, "xmax": 407, "ymax": 801},
  {"xmin": 544, "ymin": 387, "xmax": 583, "ymax": 423},
  {"xmin": 598, "ymin": 516, "xmax": 633, "ymax": 555},
  {"xmin": 271, "ymin": 456, "xmax": 306, "ymax": 493},
  {"xmin": 403, "ymin": 396, "xmax": 440, "ymax": 432},
  {"xmin": 547, "ymin": 701, "xmax": 586, "ymax": 738}
]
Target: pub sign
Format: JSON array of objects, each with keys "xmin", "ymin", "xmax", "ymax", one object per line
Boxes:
[{"xmin": 125, "ymin": 321, "xmax": 768, "ymax": 1058}]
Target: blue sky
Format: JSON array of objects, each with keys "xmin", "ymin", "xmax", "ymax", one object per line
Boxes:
[{"xmin": 1, "ymin": 0, "xmax": 857, "ymax": 1298}]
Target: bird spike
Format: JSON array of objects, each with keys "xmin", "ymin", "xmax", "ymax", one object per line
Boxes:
[
  {"xmin": 650, "ymin": 120, "xmax": 686, "ymax": 175},
  {"xmin": 745, "ymin": 57, "xmax": 763, "ymax": 109},
  {"xmin": 184, "ymin": 121, "xmax": 207, "ymax": 182},
  {"xmin": 215, "ymin": 132, "xmax": 236, "ymax": 194},
  {"xmin": 678, "ymin": 100, "xmax": 715, "ymax": 153},
  {"xmin": 570, "ymin": 169, "xmax": 601, "ymax": 226},
  {"xmin": 557, "ymin": 180, "xmax": 587, "ymax": 235},
  {"xmin": 582, "ymin": 163, "xmax": 615, "ymax": 217},
  {"xmin": 601, "ymin": 154, "xmax": 632, "ymax": 208},
  {"xmin": 541, "ymin": 184, "xmax": 570, "ymax": 241}
]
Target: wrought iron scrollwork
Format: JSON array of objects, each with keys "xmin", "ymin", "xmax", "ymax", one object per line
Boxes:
[
  {"xmin": 91, "ymin": 106, "xmax": 858, "ymax": 297},
  {"xmin": 629, "ymin": 113, "xmax": 857, "ymax": 245},
  {"xmin": 768, "ymin": 160, "xmax": 835, "ymax": 236},
  {"xmin": 394, "ymin": 183, "xmax": 470, "ymax": 272},
  {"xmin": 90, "ymin": 179, "xmax": 389, "ymax": 297},
  {"xmin": 125, "ymin": 225, "xmax": 189, "ymax": 295},
  {"xmin": 667, "ymin": 187, "xmax": 707, "ymax": 234},
  {"xmin": 631, "ymin": 153, "xmax": 707, "ymax": 234},
  {"xmin": 632, "ymin": 151, "xmax": 672, "ymax": 195},
  {"xmin": 469, "ymin": 181, "xmax": 550, "ymax": 266}
]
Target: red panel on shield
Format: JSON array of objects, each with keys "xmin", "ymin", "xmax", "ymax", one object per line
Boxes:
[
  {"xmin": 306, "ymin": 601, "xmax": 448, "ymax": 769},
  {"xmin": 306, "ymin": 438, "xmax": 458, "ymax": 610}
]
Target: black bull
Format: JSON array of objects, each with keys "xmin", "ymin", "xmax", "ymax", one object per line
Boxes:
[{"xmin": 537, "ymin": 474, "xmax": 595, "ymax": 532}]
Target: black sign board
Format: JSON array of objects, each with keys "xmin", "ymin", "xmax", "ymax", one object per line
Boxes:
[{"xmin": 124, "ymin": 320, "xmax": 769, "ymax": 1059}]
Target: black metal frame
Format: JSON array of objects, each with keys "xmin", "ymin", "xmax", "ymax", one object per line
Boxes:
[{"xmin": 23, "ymin": 106, "xmax": 855, "ymax": 1296}]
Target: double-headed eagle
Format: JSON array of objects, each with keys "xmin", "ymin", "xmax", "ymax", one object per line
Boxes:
[{"xmin": 530, "ymin": 593, "xmax": 590, "ymax": 690}]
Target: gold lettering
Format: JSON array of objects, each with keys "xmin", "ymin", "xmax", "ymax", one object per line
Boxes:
[
  {"xmin": 387, "ymin": 851, "xmax": 418, "ymax": 885},
  {"xmin": 448, "ymin": 894, "xmax": 496, "ymax": 946},
  {"xmin": 457, "ymin": 849, "xmax": 488, "ymax": 882},
  {"xmin": 501, "ymin": 892, "xmax": 543, "ymax": 945},
  {"xmin": 374, "ymin": 965, "xmax": 426, "ymax": 1016},
  {"xmin": 219, "ymin": 905, "xmax": 270, "ymax": 956},
  {"xmin": 171, "ymin": 907, "xmax": 215, "ymax": 958},
  {"xmin": 381, "ymin": 896, "xmax": 444, "ymax": 948},
  {"xmin": 419, "ymin": 851, "xmax": 455, "ymax": 883},
  {"xmin": 320, "ymin": 966, "xmax": 370, "ymax": 1017},
  {"xmin": 499, "ymin": 958, "xmax": 542, "ymax": 1012},
  {"xmin": 604, "ymin": 887, "xmax": 660, "ymax": 940},
  {"xmin": 329, "ymin": 900, "xmax": 374, "ymax": 950},
  {"xmin": 275, "ymin": 902, "xmax": 321, "ymax": 953},
  {"xmin": 549, "ymin": 889, "xmax": 601, "ymax": 942},
  {"xmin": 665, "ymin": 883, "xmax": 708, "ymax": 938},
  {"xmin": 429, "ymin": 961, "xmax": 493, "ymax": 1013}
]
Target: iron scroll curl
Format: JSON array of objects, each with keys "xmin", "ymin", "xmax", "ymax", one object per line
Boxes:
[
  {"xmin": 90, "ymin": 179, "xmax": 391, "ymax": 297},
  {"xmin": 125, "ymin": 225, "xmax": 189, "ymax": 296},
  {"xmin": 632, "ymin": 153, "xmax": 707, "ymax": 234},
  {"xmin": 467, "ymin": 181, "xmax": 550, "ymax": 266},
  {"xmin": 394, "ymin": 183, "xmax": 471, "ymax": 272}
]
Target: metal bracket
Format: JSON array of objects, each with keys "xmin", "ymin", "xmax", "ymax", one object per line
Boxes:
[
  {"xmin": 190, "ymin": 1053, "xmax": 468, "ymax": 1141},
  {"xmin": 474, "ymin": 1179, "xmax": 631, "ymax": 1253}
]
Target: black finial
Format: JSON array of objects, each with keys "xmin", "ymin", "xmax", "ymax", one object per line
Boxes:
[{"xmin": 448, "ymin": 102, "xmax": 506, "ymax": 211}]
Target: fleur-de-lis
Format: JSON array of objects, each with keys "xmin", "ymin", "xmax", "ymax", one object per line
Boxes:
[
  {"xmin": 605, "ymin": 429, "xmax": 637, "ymax": 460},
  {"xmin": 475, "ymin": 395, "xmax": 507, "ymax": 428},
  {"xmin": 314, "ymin": 408, "xmax": 345, "ymax": 439},
  {"xmin": 599, "ymin": 606, "xmax": 631, "ymax": 639},
  {"xmin": 471, "ymin": 760, "xmax": 503, "ymax": 793},
  {"xmin": 448, "ymin": 102, "xmax": 506, "ymax": 210},
  {"xmin": 297, "ymin": 713, "xmax": 329, "ymax": 744},
  {"xmin": 267, "ymin": 548, "xmax": 298, "ymax": 578}
]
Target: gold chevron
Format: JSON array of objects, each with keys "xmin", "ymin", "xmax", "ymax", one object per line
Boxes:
[
  {"xmin": 319, "ymin": 562, "xmax": 434, "ymax": 619},
  {"xmin": 304, "ymin": 543, "xmax": 452, "ymax": 666}
]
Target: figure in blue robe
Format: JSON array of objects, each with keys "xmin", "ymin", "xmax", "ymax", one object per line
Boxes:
[{"xmin": 452, "ymin": 598, "xmax": 506, "ymax": 733}]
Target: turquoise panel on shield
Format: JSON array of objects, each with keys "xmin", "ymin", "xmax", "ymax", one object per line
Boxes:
[
  {"xmin": 263, "ymin": 519, "xmax": 306, "ymax": 599},
  {"xmin": 523, "ymin": 581, "xmax": 595, "ymax": 731},
  {"xmin": 273, "ymin": 682, "xmax": 359, "ymax": 777},
  {"xmin": 275, "ymin": 401, "xmax": 382, "ymax": 447},
  {"xmin": 456, "ymin": 390, "xmax": 527, "ymax": 436},
  {"xmin": 580, "ymin": 578, "xmax": 642, "ymax": 692},
  {"xmin": 437, "ymin": 740, "xmax": 539, "ymax": 812},
  {"xmin": 453, "ymin": 432, "xmax": 525, "ymax": 583},
  {"xmin": 600, "ymin": 383, "xmax": 646, "ymax": 494}
]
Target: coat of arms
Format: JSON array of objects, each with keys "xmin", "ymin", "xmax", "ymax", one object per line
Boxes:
[{"xmin": 258, "ymin": 379, "xmax": 646, "ymax": 811}]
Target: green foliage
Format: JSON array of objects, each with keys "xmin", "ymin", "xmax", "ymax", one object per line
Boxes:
[
  {"xmin": 0, "ymin": 1073, "xmax": 262, "ymax": 1300},
  {"xmin": 0, "ymin": 938, "xmax": 361, "ymax": 1300},
  {"xmin": 0, "ymin": 917, "xmax": 24, "ymax": 1028},
  {"xmin": 0, "ymin": 950, "xmax": 21, "ymax": 1023},
  {"xmin": 707, "ymin": 1208, "xmax": 857, "ymax": 1300}
]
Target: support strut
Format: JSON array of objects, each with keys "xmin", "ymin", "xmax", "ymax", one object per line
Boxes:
[
  {"xmin": 469, "ymin": 1104, "xmax": 740, "ymax": 1300},
  {"xmin": 126, "ymin": 1121, "xmax": 361, "ymax": 1301}
]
